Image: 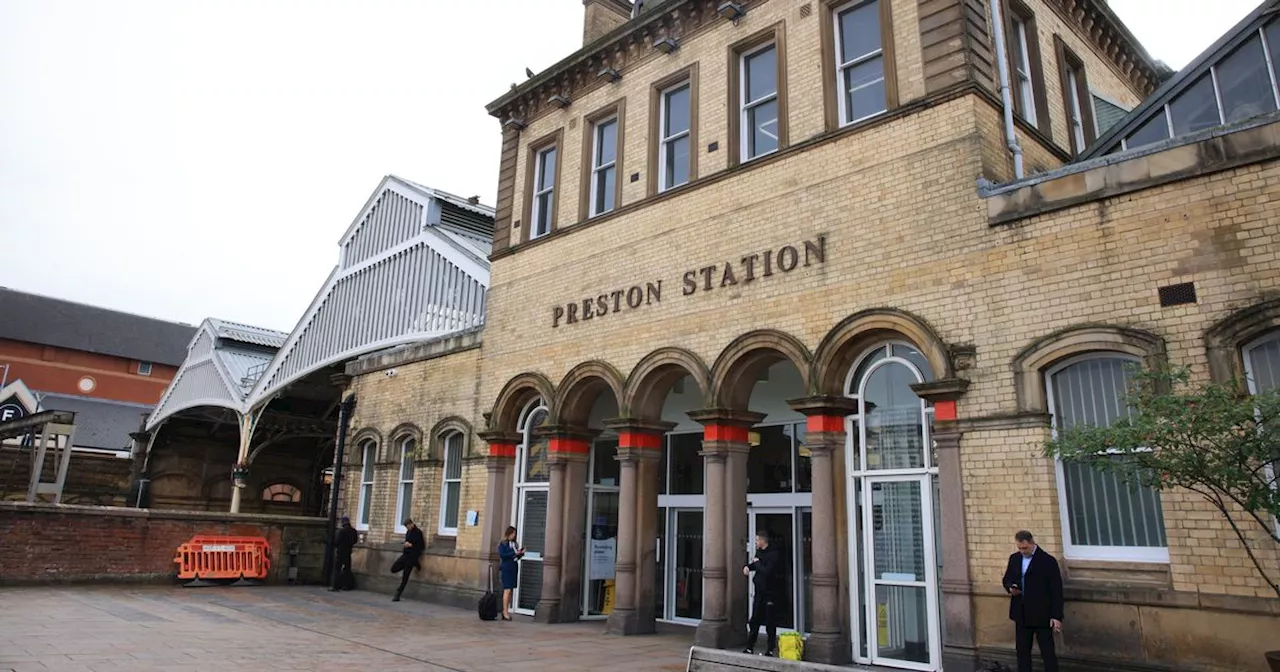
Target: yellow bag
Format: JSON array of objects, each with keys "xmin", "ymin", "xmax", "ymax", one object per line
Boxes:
[{"xmin": 778, "ymin": 631, "xmax": 804, "ymax": 661}]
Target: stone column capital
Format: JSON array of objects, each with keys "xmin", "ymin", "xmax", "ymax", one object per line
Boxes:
[
  {"xmin": 602, "ymin": 417, "xmax": 677, "ymax": 435},
  {"xmin": 910, "ymin": 377, "xmax": 970, "ymax": 423},
  {"xmin": 786, "ymin": 394, "xmax": 859, "ymax": 418},
  {"xmin": 686, "ymin": 408, "xmax": 766, "ymax": 428},
  {"xmin": 477, "ymin": 430, "xmax": 520, "ymax": 461}
]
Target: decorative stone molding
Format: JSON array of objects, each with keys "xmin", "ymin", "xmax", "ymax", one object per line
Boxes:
[
  {"xmin": 709, "ymin": 329, "xmax": 812, "ymax": 410},
  {"xmin": 1011, "ymin": 324, "xmax": 1166, "ymax": 414},
  {"xmin": 428, "ymin": 416, "xmax": 474, "ymax": 459},
  {"xmin": 623, "ymin": 346, "xmax": 712, "ymax": 418},
  {"xmin": 554, "ymin": 360, "xmax": 627, "ymax": 425},
  {"xmin": 1204, "ymin": 296, "xmax": 1280, "ymax": 387},
  {"xmin": 489, "ymin": 371, "xmax": 556, "ymax": 432},
  {"xmin": 812, "ymin": 307, "xmax": 954, "ymax": 395}
]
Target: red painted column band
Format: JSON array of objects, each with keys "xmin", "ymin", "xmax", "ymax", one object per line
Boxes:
[
  {"xmin": 934, "ymin": 400, "xmax": 957, "ymax": 422},
  {"xmin": 703, "ymin": 424, "xmax": 749, "ymax": 442},
  {"xmin": 487, "ymin": 442, "xmax": 517, "ymax": 458},
  {"xmin": 805, "ymin": 414, "xmax": 845, "ymax": 434},
  {"xmin": 549, "ymin": 437, "xmax": 591, "ymax": 455},
  {"xmin": 617, "ymin": 431, "xmax": 663, "ymax": 451}
]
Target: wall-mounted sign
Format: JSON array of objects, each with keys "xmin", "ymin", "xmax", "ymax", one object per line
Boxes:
[
  {"xmin": 0, "ymin": 401, "xmax": 26, "ymax": 423},
  {"xmin": 551, "ymin": 234, "xmax": 828, "ymax": 328}
]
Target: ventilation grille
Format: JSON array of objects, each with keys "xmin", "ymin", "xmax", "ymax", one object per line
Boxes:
[{"xmin": 1158, "ymin": 282, "xmax": 1197, "ymax": 307}]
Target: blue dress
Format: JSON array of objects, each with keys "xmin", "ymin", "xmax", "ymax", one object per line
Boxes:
[{"xmin": 498, "ymin": 541, "xmax": 520, "ymax": 590}]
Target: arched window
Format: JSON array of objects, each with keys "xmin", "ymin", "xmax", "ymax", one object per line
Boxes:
[
  {"xmin": 356, "ymin": 439, "xmax": 377, "ymax": 530},
  {"xmin": 845, "ymin": 341, "xmax": 935, "ymax": 471},
  {"xmin": 439, "ymin": 431, "xmax": 464, "ymax": 536},
  {"xmin": 1244, "ymin": 332, "xmax": 1280, "ymax": 394},
  {"xmin": 1046, "ymin": 354, "xmax": 1167, "ymax": 561},
  {"xmin": 261, "ymin": 483, "xmax": 301, "ymax": 503},
  {"xmin": 394, "ymin": 436, "xmax": 416, "ymax": 533},
  {"xmin": 511, "ymin": 397, "xmax": 550, "ymax": 613}
]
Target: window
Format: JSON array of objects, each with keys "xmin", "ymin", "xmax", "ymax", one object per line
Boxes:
[
  {"xmin": 356, "ymin": 439, "xmax": 376, "ymax": 530},
  {"xmin": 528, "ymin": 136, "xmax": 560, "ymax": 240},
  {"xmin": 394, "ymin": 437, "xmax": 415, "ymax": 532},
  {"xmin": 833, "ymin": 0, "xmax": 888, "ymax": 125},
  {"xmin": 137, "ymin": 361, "xmax": 152, "ymax": 376},
  {"xmin": 1009, "ymin": 13, "xmax": 1037, "ymax": 126},
  {"xmin": 261, "ymin": 483, "xmax": 301, "ymax": 503},
  {"xmin": 659, "ymin": 81, "xmax": 692, "ymax": 191},
  {"xmin": 1047, "ymin": 355, "xmax": 1168, "ymax": 562},
  {"xmin": 589, "ymin": 117, "xmax": 619, "ymax": 217},
  {"xmin": 1056, "ymin": 38, "xmax": 1096, "ymax": 155},
  {"xmin": 1216, "ymin": 33, "xmax": 1277, "ymax": 124},
  {"xmin": 439, "ymin": 431, "xmax": 464, "ymax": 535},
  {"xmin": 1243, "ymin": 332, "xmax": 1280, "ymax": 535},
  {"xmin": 741, "ymin": 42, "xmax": 780, "ymax": 161}
]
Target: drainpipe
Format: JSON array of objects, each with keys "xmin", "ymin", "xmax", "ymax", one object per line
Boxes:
[
  {"xmin": 989, "ymin": 0, "xmax": 1025, "ymax": 179},
  {"xmin": 322, "ymin": 394, "xmax": 356, "ymax": 587}
]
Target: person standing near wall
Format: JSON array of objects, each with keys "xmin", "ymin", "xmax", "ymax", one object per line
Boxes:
[
  {"xmin": 329, "ymin": 516, "xmax": 357, "ymax": 592},
  {"xmin": 742, "ymin": 531, "xmax": 783, "ymax": 657},
  {"xmin": 391, "ymin": 518, "xmax": 425, "ymax": 602},
  {"xmin": 1003, "ymin": 530, "xmax": 1063, "ymax": 672},
  {"xmin": 498, "ymin": 526, "xmax": 524, "ymax": 621}
]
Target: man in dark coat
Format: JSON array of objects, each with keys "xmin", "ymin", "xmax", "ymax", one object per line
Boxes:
[
  {"xmin": 391, "ymin": 518, "xmax": 425, "ymax": 602},
  {"xmin": 1002, "ymin": 530, "xmax": 1063, "ymax": 672},
  {"xmin": 329, "ymin": 516, "xmax": 357, "ymax": 592},
  {"xmin": 742, "ymin": 531, "xmax": 784, "ymax": 656}
]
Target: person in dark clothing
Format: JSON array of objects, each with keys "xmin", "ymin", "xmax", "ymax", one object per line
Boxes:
[
  {"xmin": 1002, "ymin": 530, "xmax": 1063, "ymax": 672},
  {"xmin": 497, "ymin": 525, "xmax": 525, "ymax": 621},
  {"xmin": 390, "ymin": 518, "xmax": 425, "ymax": 602},
  {"xmin": 329, "ymin": 516, "xmax": 357, "ymax": 592},
  {"xmin": 742, "ymin": 531, "xmax": 783, "ymax": 656}
]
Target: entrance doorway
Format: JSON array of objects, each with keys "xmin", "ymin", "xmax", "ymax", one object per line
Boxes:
[
  {"xmin": 747, "ymin": 508, "xmax": 796, "ymax": 631},
  {"xmin": 512, "ymin": 399, "xmax": 550, "ymax": 615}
]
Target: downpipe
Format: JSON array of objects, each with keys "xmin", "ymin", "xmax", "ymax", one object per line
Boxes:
[
  {"xmin": 989, "ymin": 0, "xmax": 1025, "ymax": 179},
  {"xmin": 322, "ymin": 394, "xmax": 356, "ymax": 586}
]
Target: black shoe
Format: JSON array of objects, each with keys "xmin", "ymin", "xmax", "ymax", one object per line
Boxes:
[
  {"xmin": 765, "ymin": 650, "xmax": 777, "ymax": 657},
  {"xmin": 392, "ymin": 593, "xmax": 402, "ymax": 602},
  {"xmin": 742, "ymin": 648, "xmax": 753, "ymax": 655}
]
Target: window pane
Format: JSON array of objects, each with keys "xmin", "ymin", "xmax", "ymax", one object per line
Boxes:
[
  {"xmin": 747, "ymin": 99, "xmax": 779, "ymax": 158},
  {"xmin": 1217, "ymin": 35, "xmax": 1277, "ymax": 124},
  {"xmin": 444, "ymin": 482, "xmax": 460, "ymax": 529},
  {"xmin": 445, "ymin": 434, "xmax": 463, "ymax": 480},
  {"xmin": 361, "ymin": 443, "xmax": 376, "ymax": 481},
  {"xmin": 525, "ymin": 437, "xmax": 550, "ymax": 482},
  {"xmin": 1268, "ymin": 21, "xmax": 1280, "ymax": 81},
  {"xmin": 1246, "ymin": 336, "xmax": 1280, "ymax": 392},
  {"xmin": 838, "ymin": 0, "xmax": 881, "ymax": 63},
  {"xmin": 594, "ymin": 165, "xmax": 616, "ymax": 214},
  {"xmin": 593, "ymin": 438, "xmax": 621, "ymax": 485},
  {"xmin": 800, "ymin": 508, "xmax": 813, "ymax": 633},
  {"xmin": 400, "ymin": 439, "xmax": 415, "ymax": 480},
  {"xmin": 538, "ymin": 148, "xmax": 557, "ymax": 190},
  {"xmin": 844, "ymin": 55, "xmax": 886, "ymax": 120},
  {"xmin": 535, "ymin": 193, "xmax": 553, "ymax": 235},
  {"xmin": 521, "ymin": 490, "xmax": 549, "ymax": 553},
  {"xmin": 664, "ymin": 85, "xmax": 690, "ymax": 136},
  {"xmin": 595, "ymin": 119, "xmax": 617, "ymax": 166},
  {"xmin": 745, "ymin": 45, "xmax": 777, "ymax": 103},
  {"xmin": 359, "ymin": 485, "xmax": 372, "ymax": 525},
  {"xmin": 862, "ymin": 361, "xmax": 925, "ymax": 469},
  {"xmin": 1126, "ymin": 111, "xmax": 1170, "ymax": 149},
  {"xmin": 791, "ymin": 422, "xmax": 811, "ymax": 493},
  {"xmin": 669, "ymin": 432, "xmax": 704, "ymax": 495},
  {"xmin": 747, "ymin": 424, "xmax": 792, "ymax": 494},
  {"xmin": 399, "ymin": 482, "xmax": 413, "ymax": 523},
  {"xmin": 665, "ymin": 135, "xmax": 690, "ymax": 189},
  {"xmin": 1169, "ymin": 74, "xmax": 1221, "ymax": 136}
]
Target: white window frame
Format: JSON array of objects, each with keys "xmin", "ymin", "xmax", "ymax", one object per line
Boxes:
[
  {"xmin": 1242, "ymin": 331, "xmax": 1280, "ymax": 537},
  {"xmin": 589, "ymin": 116, "xmax": 619, "ymax": 217},
  {"xmin": 1066, "ymin": 66, "xmax": 1087, "ymax": 153},
  {"xmin": 394, "ymin": 436, "xmax": 415, "ymax": 534},
  {"xmin": 137, "ymin": 361, "xmax": 153, "ymax": 376},
  {"xmin": 833, "ymin": 0, "xmax": 888, "ymax": 127},
  {"xmin": 1046, "ymin": 353, "xmax": 1170, "ymax": 563},
  {"xmin": 740, "ymin": 41, "xmax": 780, "ymax": 163},
  {"xmin": 659, "ymin": 81, "xmax": 691, "ymax": 192},
  {"xmin": 531, "ymin": 146, "xmax": 557, "ymax": 239},
  {"xmin": 438, "ymin": 431, "xmax": 464, "ymax": 536},
  {"xmin": 1010, "ymin": 14, "xmax": 1037, "ymax": 126},
  {"xmin": 356, "ymin": 440, "xmax": 376, "ymax": 531}
]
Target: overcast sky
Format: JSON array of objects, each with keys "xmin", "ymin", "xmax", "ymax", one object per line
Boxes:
[{"xmin": 0, "ymin": 0, "xmax": 1261, "ymax": 333}]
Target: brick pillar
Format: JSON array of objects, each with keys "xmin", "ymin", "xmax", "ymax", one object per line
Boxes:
[
  {"xmin": 604, "ymin": 419, "xmax": 674, "ymax": 635},
  {"xmin": 534, "ymin": 427, "xmax": 592, "ymax": 624},
  {"xmin": 910, "ymin": 379, "xmax": 976, "ymax": 672},
  {"xmin": 788, "ymin": 395, "xmax": 859, "ymax": 665},
  {"xmin": 477, "ymin": 430, "xmax": 519, "ymax": 589},
  {"xmin": 688, "ymin": 409, "xmax": 765, "ymax": 649}
]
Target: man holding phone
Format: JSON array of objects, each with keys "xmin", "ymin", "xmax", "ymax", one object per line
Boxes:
[{"xmin": 1002, "ymin": 530, "xmax": 1063, "ymax": 672}]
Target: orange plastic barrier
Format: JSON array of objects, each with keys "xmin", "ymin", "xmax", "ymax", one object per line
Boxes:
[{"xmin": 173, "ymin": 535, "xmax": 271, "ymax": 581}]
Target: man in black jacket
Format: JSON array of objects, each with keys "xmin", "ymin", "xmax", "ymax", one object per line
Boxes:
[
  {"xmin": 742, "ymin": 531, "xmax": 784, "ymax": 656},
  {"xmin": 391, "ymin": 518, "xmax": 425, "ymax": 602},
  {"xmin": 329, "ymin": 516, "xmax": 357, "ymax": 592},
  {"xmin": 1002, "ymin": 530, "xmax": 1063, "ymax": 672}
]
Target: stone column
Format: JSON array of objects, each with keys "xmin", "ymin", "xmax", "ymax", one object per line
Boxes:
[
  {"xmin": 910, "ymin": 379, "xmax": 976, "ymax": 672},
  {"xmin": 534, "ymin": 427, "xmax": 593, "ymax": 624},
  {"xmin": 477, "ymin": 430, "xmax": 520, "ymax": 589},
  {"xmin": 604, "ymin": 419, "xmax": 674, "ymax": 635},
  {"xmin": 559, "ymin": 452, "xmax": 589, "ymax": 622},
  {"xmin": 788, "ymin": 395, "xmax": 860, "ymax": 665},
  {"xmin": 688, "ymin": 409, "xmax": 764, "ymax": 650}
]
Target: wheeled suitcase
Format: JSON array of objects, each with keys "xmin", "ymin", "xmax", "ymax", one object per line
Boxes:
[{"xmin": 478, "ymin": 563, "xmax": 499, "ymax": 621}]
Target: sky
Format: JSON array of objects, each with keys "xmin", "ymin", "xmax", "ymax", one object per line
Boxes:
[{"xmin": 0, "ymin": 0, "xmax": 1263, "ymax": 333}]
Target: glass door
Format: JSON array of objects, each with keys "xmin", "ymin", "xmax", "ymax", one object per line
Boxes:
[
  {"xmin": 667, "ymin": 508, "xmax": 704, "ymax": 623},
  {"xmin": 860, "ymin": 475, "xmax": 939, "ymax": 671},
  {"xmin": 514, "ymin": 488, "xmax": 548, "ymax": 614},
  {"xmin": 747, "ymin": 508, "xmax": 796, "ymax": 631},
  {"xmin": 583, "ymin": 438, "xmax": 620, "ymax": 619}
]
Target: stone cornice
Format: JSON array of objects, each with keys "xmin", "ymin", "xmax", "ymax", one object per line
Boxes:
[{"xmin": 1053, "ymin": 0, "xmax": 1165, "ymax": 96}]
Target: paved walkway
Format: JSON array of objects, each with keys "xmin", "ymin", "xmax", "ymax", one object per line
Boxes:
[{"xmin": 0, "ymin": 585, "xmax": 694, "ymax": 671}]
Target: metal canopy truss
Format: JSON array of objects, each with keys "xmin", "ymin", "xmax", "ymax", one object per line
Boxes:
[
  {"xmin": 0, "ymin": 410, "xmax": 77, "ymax": 503},
  {"xmin": 246, "ymin": 176, "xmax": 492, "ymax": 406}
]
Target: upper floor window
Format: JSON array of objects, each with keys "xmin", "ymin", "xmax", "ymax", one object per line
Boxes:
[
  {"xmin": 1009, "ymin": 12, "xmax": 1038, "ymax": 126},
  {"xmin": 137, "ymin": 361, "xmax": 153, "ymax": 376},
  {"xmin": 741, "ymin": 42, "xmax": 780, "ymax": 161},
  {"xmin": 356, "ymin": 439, "xmax": 376, "ymax": 530},
  {"xmin": 439, "ymin": 431, "xmax": 464, "ymax": 536},
  {"xmin": 395, "ymin": 436, "xmax": 416, "ymax": 533},
  {"xmin": 589, "ymin": 116, "xmax": 619, "ymax": 217},
  {"xmin": 1056, "ymin": 38, "xmax": 1096, "ymax": 155},
  {"xmin": 659, "ymin": 81, "xmax": 692, "ymax": 191},
  {"xmin": 530, "ymin": 143, "xmax": 558, "ymax": 239},
  {"xmin": 1047, "ymin": 355, "xmax": 1168, "ymax": 562},
  {"xmin": 834, "ymin": 0, "xmax": 888, "ymax": 125}
]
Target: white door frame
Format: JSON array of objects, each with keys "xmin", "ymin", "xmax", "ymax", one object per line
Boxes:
[
  {"xmin": 666, "ymin": 506, "xmax": 705, "ymax": 625},
  {"xmin": 747, "ymin": 506, "xmax": 801, "ymax": 634}
]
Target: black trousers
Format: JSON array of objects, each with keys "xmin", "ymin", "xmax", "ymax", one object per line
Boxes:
[
  {"xmin": 332, "ymin": 551, "xmax": 353, "ymax": 590},
  {"xmin": 391, "ymin": 553, "xmax": 418, "ymax": 594},
  {"xmin": 1015, "ymin": 621, "xmax": 1058, "ymax": 672},
  {"xmin": 745, "ymin": 593, "xmax": 778, "ymax": 653}
]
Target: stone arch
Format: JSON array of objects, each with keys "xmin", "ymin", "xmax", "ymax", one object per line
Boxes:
[
  {"xmin": 148, "ymin": 470, "xmax": 200, "ymax": 500},
  {"xmin": 430, "ymin": 415, "xmax": 475, "ymax": 459},
  {"xmin": 710, "ymin": 330, "xmax": 812, "ymax": 410},
  {"xmin": 260, "ymin": 480, "xmax": 305, "ymax": 503},
  {"xmin": 490, "ymin": 372, "xmax": 556, "ymax": 433},
  {"xmin": 812, "ymin": 308, "xmax": 953, "ymax": 397},
  {"xmin": 350, "ymin": 428, "xmax": 383, "ymax": 463},
  {"xmin": 1012, "ymin": 323, "xmax": 1167, "ymax": 413},
  {"xmin": 1205, "ymin": 297, "xmax": 1280, "ymax": 387},
  {"xmin": 388, "ymin": 422, "xmax": 424, "ymax": 460},
  {"xmin": 624, "ymin": 347, "xmax": 712, "ymax": 419},
  {"xmin": 553, "ymin": 360, "xmax": 626, "ymax": 426}
]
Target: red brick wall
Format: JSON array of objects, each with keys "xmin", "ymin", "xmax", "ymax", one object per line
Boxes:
[
  {"xmin": 0, "ymin": 338, "xmax": 178, "ymax": 405},
  {"xmin": 0, "ymin": 502, "xmax": 329, "ymax": 585}
]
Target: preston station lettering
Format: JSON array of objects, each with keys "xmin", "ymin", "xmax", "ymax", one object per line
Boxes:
[{"xmin": 552, "ymin": 235, "xmax": 827, "ymax": 328}]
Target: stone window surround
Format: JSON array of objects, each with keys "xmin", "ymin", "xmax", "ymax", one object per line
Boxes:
[
  {"xmin": 1001, "ymin": 0, "xmax": 1054, "ymax": 138},
  {"xmin": 1205, "ymin": 297, "xmax": 1280, "ymax": 388},
  {"xmin": 727, "ymin": 22, "xmax": 789, "ymax": 168},
  {"xmin": 1054, "ymin": 34, "xmax": 1098, "ymax": 155},
  {"xmin": 647, "ymin": 64, "xmax": 700, "ymax": 198},
  {"xmin": 578, "ymin": 99, "xmax": 627, "ymax": 222},
  {"xmin": 521, "ymin": 128, "xmax": 564, "ymax": 244},
  {"xmin": 820, "ymin": 0, "xmax": 900, "ymax": 131},
  {"xmin": 390, "ymin": 432, "xmax": 417, "ymax": 534}
]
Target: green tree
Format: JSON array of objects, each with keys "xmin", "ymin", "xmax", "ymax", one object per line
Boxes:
[{"xmin": 1044, "ymin": 366, "xmax": 1280, "ymax": 599}]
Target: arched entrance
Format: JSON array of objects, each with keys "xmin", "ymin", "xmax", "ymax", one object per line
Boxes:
[{"xmin": 511, "ymin": 396, "xmax": 550, "ymax": 615}]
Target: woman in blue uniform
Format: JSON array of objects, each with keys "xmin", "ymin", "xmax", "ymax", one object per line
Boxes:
[{"xmin": 498, "ymin": 525, "xmax": 525, "ymax": 621}]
